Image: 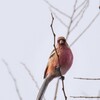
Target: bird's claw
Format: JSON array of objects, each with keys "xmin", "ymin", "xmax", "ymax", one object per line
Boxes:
[{"xmin": 60, "ymin": 76, "xmax": 65, "ymax": 80}]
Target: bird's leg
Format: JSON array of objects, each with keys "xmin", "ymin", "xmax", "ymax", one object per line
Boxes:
[{"xmin": 55, "ymin": 67, "xmax": 65, "ymax": 80}]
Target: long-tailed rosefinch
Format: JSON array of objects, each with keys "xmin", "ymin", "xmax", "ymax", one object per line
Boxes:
[{"xmin": 37, "ymin": 36, "xmax": 73, "ymax": 100}]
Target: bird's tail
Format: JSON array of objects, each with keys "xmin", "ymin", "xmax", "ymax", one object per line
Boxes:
[{"xmin": 36, "ymin": 75, "xmax": 54, "ymax": 100}]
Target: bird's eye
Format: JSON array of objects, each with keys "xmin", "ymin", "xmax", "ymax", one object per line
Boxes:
[{"xmin": 58, "ymin": 39, "xmax": 65, "ymax": 45}]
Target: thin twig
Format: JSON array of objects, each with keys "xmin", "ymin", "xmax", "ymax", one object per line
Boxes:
[
  {"xmin": 50, "ymin": 13, "xmax": 56, "ymax": 46},
  {"xmin": 70, "ymin": 12, "xmax": 100, "ymax": 47},
  {"xmin": 50, "ymin": 13, "xmax": 67, "ymax": 100},
  {"xmin": 74, "ymin": 77, "xmax": 100, "ymax": 80},
  {"xmin": 70, "ymin": 96, "xmax": 100, "ymax": 98},
  {"xmin": 97, "ymin": 91, "xmax": 100, "ymax": 100},
  {"xmin": 70, "ymin": 0, "xmax": 89, "ymax": 32},
  {"xmin": 99, "ymin": 0, "xmax": 100, "ymax": 9},
  {"xmin": 44, "ymin": 0, "xmax": 70, "ymax": 19},
  {"xmin": 54, "ymin": 78, "xmax": 60, "ymax": 100},
  {"xmin": 50, "ymin": 13, "xmax": 60, "ymax": 62},
  {"xmin": 76, "ymin": 0, "xmax": 88, "ymax": 11},
  {"xmin": 2, "ymin": 59, "xmax": 22, "ymax": 100},
  {"xmin": 21, "ymin": 63, "xmax": 46, "ymax": 100},
  {"xmin": 66, "ymin": 0, "xmax": 78, "ymax": 40},
  {"xmin": 72, "ymin": 0, "xmax": 89, "ymax": 21},
  {"xmin": 61, "ymin": 78, "xmax": 67, "ymax": 100},
  {"xmin": 50, "ymin": 9, "xmax": 68, "ymax": 28},
  {"xmin": 20, "ymin": 62, "xmax": 40, "ymax": 90}
]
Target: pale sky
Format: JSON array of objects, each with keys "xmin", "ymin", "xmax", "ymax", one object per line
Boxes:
[{"xmin": 0, "ymin": 0, "xmax": 100, "ymax": 100}]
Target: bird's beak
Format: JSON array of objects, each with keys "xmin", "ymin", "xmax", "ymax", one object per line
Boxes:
[{"xmin": 59, "ymin": 40, "xmax": 65, "ymax": 45}]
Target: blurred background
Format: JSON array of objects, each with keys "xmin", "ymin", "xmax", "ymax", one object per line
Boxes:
[{"xmin": 0, "ymin": 0, "xmax": 100, "ymax": 100}]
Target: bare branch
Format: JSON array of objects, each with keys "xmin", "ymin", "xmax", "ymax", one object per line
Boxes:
[
  {"xmin": 66, "ymin": 0, "xmax": 78, "ymax": 40},
  {"xmin": 44, "ymin": 0, "xmax": 90, "ymax": 43},
  {"xmin": 97, "ymin": 91, "xmax": 100, "ymax": 100},
  {"xmin": 76, "ymin": 0, "xmax": 88, "ymax": 11},
  {"xmin": 74, "ymin": 77, "xmax": 100, "ymax": 80},
  {"xmin": 99, "ymin": 0, "xmax": 100, "ymax": 9},
  {"xmin": 44, "ymin": 0, "xmax": 70, "ymax": 19},
  {"xmin": 70, "ymin": 96, "xmax": 100, "ymax": 98},
  {"xmin": 50, "ymin": 13, "xmax": 56, "ymax": 46},
  {"xmin": 50, "ymin": 9, "xmax": 68, "ymax": 28},
  {"xmin": 2, "ymin": 59, "xmax": 22, "ymax": 100},
  {"xmin": 70, "ymin": 0, "xmax": 89, "ymax": 32},
  {"xmin": 20, "ymin": 62, "xmax": 40, "ymax": 90},
  {"xmin": 72, "ymin": 0, "xmax": 89, "ymax": 21},
  {"xmin": 70, "ymin": 12, "xmax": 100, "ymax": 47},
  {"xmin": 54, "ymin": 78, "xmax": 60, "ymax": 100},
  {"xmin": 50, "ymin": 13, "xmax": 67, "ymax": 100},
  {"xmin": 50, "ymin": 13, "xmax": 60, "ymax": 63},
  {"xmin": 21, "ymin": 63, "xmax": 46, "ymax": 100},
  {"xmin": 61, "ymin": 77, "xmax": 67, "ymax": 100}
]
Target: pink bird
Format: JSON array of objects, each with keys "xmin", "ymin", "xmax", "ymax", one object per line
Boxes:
[{"xmin": 37, "ymin": 36, "xmax": 73, "ymax": 100}]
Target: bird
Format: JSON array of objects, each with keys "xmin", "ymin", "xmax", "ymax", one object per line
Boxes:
[{"xmin": 36, "ymin": 36, "xmax": 73, "ymax": 100}]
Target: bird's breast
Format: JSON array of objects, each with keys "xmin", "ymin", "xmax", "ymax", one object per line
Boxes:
[{"xmin": 59, "ymin": 48, "xmax": 73, "ymax": 75}]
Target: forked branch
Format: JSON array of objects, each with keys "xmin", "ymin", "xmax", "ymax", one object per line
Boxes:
[{"xmin": 50, "ymin": 13, "xmax": 67, "ymax": 100}]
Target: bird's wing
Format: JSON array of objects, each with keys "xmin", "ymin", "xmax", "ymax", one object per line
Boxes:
[
  {"xmin": 44, "ymin": 65, "xmax": 48, "ymax": 78},
  {"xmin": 49, "ymin": 49, "xmax": 55, "ymax": 59},
  {"xmin": 44, "ymin": 49, "xmax": 56, "ymax": 78}
]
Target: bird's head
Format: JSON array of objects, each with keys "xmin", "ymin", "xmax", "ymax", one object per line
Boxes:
[{"xmin": 57, "ymin": 36, "xmax": 67, "ymax": 45}]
